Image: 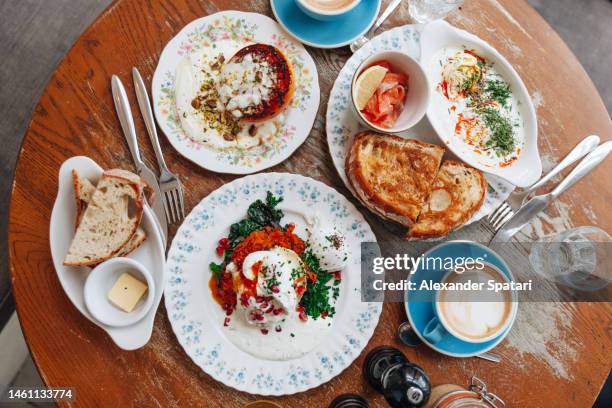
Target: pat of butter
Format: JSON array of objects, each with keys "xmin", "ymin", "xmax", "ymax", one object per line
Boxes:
[{"xmin": 108, "ymin": 272, "xmax": 148, "ymax": 313}]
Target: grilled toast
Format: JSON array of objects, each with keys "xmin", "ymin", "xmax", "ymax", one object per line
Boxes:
[
  {"xmin": 408, "ymin": 160, "xmax": 487, "ymax": 239},
  {"xmin": 346, "ymin": 132, "xmax": 445, "ymax": 226}
]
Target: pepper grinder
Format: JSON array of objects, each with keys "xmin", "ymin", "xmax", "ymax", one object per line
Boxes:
[{"xmin": 363, "ymin": 346, "xmax": 431, "ymax": 408}]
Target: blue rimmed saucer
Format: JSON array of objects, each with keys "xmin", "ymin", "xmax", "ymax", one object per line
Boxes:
[
  {"xmin": 270, "ymin": 0, "xmax": 381, "ymax": 49},
  {"xmin": 404, "ymin": 241, "xmax": 517, "ymax": 358}
]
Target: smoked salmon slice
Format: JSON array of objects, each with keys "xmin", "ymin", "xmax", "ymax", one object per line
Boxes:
[{"xmin": 360, "ymin": 62, "xmax": 408, "ymax": 129}]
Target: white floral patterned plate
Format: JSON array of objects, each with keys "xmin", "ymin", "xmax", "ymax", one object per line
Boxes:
[
  {"xmin": 153, "ymin": 11, "xmax": 320, "ymax": 174},
  {"xmin": 164, "ymin": 173, "xmax": 381, "ymax": 395},
  {"xmin": 326, "ymin": 24, "xmax": 514, "ymax": 224}
]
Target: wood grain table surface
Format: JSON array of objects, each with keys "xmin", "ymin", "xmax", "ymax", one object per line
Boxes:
[{"xmin": 8, "ymin": 0, "xmax": 612, "ymax": 406}]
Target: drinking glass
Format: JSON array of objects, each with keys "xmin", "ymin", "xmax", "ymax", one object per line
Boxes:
[
  {"xmin": 408, "ymin": 0, "xmax": 464, "ymax": 23},
  {"xmin": 529, "ymin": 226, "xmax": 611, "ymax": 291}
]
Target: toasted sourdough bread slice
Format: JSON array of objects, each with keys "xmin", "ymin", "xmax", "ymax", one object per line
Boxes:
[
  {"xmin": 64, "ymin": 169, "xmax": 145, "ymax": 266},
  {"xmin": 408, "ymin": 160, "xmax": 487, "ymax": 239},
  {"xmin": 346, "ymin": 132, "xmax": 445, "ymax": 226},
  {"xmin": 72, "ymin": 169, "xmax": 147, "ymax": 258}
]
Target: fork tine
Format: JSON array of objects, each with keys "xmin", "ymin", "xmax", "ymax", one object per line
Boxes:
[
  {"xmin": 490, "ymin": 205, "xmax": 511, "ymax": 227},
  {"xmin": 169, "ymin": 189, "xmax": 181, "ymax": 222},
  {"xmin": 488, "ymin": 202, "xmax": 509, "ymax": 222},
  {"xmin": 172, "ymin": 188, "xmax": 182, "ymax": 221},
  {"xmin": 161, "ymin": 192, "xmax": 172, "ymax": 225},
  {"xmin": 164, "ymin": 190, "xmax": 176, "ymax": 224},
  {"xmin": 492, "ymin": 207, "xmax": 514, "ymax": 230},
  {"xmin": 177, "ymin": 186, "xmax": 186, "ymax": 219},
  {"xmin": 493, "ymin": 210, "xmax": 515, "ymax": 231}
]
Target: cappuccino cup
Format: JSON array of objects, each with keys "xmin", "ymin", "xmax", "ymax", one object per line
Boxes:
[
  {"xmin": 295, "ymin": 0, "xmax": 362, "ymax": 21},
  {"xmin": 423, "ymin": 262, "xmax": 518, "ymax": 344}
]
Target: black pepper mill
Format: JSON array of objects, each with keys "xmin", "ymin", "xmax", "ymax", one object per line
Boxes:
[{"xmin": 363, "ymin": 346, "xmax": 431, "ymax": 408}]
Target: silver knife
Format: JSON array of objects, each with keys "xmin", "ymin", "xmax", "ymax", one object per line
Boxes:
[
  {"xmin": 491, "ymin": 141, "xmax": 612, "ymax": 243},
  {"xmin": 111, "ymin": 75, "xmax": 168, "ymax": 248}
]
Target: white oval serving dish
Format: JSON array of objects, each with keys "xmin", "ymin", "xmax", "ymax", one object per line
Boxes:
[
  {"xmin": 420, "ymin": 20, "xmax": 541, "ymax": 188},
  {"xmin": 49, "ymin": 156, "xmax": 166, "ymax": 350}
]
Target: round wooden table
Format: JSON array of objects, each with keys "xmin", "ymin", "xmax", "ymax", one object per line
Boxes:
[{"xmin": 9, "ymin": 0, "xmax": 612, "ymax": 406}]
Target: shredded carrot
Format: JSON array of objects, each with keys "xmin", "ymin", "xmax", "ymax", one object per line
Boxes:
[{"xmin": 231, "ymin": 224, "xmax": 305, "ymax": 269}]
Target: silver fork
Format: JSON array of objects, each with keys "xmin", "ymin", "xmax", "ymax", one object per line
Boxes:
[
  {"xmin": 132, "ymin": 67, "xmax": 185, "ymax": 223},
  {"xmin": 486, "ymin": 135, "xmax": 600, "ymax": 231}
]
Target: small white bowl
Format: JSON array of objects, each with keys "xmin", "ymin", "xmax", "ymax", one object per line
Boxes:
[
  {"xmin": 351, "ymin": 50, "xmax": 430, "ymax": 134},
  {"xmin": 84, "ymin": 257, "xmax": 155, "ymax": 328},
  {"xmin": 295, "ymin": 0, "xmax": 362, "ymax": 21}
]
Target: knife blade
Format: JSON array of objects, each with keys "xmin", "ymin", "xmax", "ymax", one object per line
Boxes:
[
  {"xmin": 111, "ymin": 75, "xmax": 168, "ymax": 248},
  {"xmin": 491, "ymin": 141, "xmax": 612, "ymax": 243}
]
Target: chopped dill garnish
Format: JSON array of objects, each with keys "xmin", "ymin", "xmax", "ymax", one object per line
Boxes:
[
  {"xmin": 485, "ymin": 80, "xmax": 511, "ymax": 107},
  {"xmin": 478, "ymin": 107, "xmax": 515, "ymax": 156}
]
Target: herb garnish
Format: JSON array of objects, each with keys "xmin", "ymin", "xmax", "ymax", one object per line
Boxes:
[
  {"xmin": 478, "ymin": 107, "xmax": 515, "ymax": 156},
  {"xmin": 485, "ymin": 80, "xmax": 511, "ymax": 107},
  {"xmin": 299, "ymin": 249, "xmax": 336, "ymax": 319}
]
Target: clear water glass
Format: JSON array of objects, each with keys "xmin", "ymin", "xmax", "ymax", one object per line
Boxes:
[
  {"xmin": 529, "ymin": 226, "xmax": 611, "ymax": 291},
  {"xmin": 408, "ymin": 0, "xmax": 464, "ymax": 23}
]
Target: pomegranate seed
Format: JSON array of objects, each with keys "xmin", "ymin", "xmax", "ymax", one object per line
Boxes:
[
  {"xmin": 270, "ymin": 285, "xmax": 280, "ymax": 294},
  {"xmin": 261, "ymin": 329, "xmax": 269, "ymax": 335},
  {"xmin": 333, "ymin": 272, "xmax": 342, "ymax": 281},
  {"xmin": 272, "ymin": 308, "xmax": 283, "ymax": 316},
  {"xmin": 296, "ymin": 305, "xmax": 304, "ymax": 313},
  {"xmin": 321, "ymin": 310, "xmax": 329, "ymax": 319},
  {"xmin": 216, "ymin": 247, "xmax": 224, "ymax": 256},
  {"xmin": 265, "ymin": 305, "xmax": 274, "ymax": 314},
  {"xmin": 219, "ymin": 238, "xmax": 229, "ymax": 246},
  {"xmin": 223, "ymin": 317, "xmax": 230, "ymax": 327},
  {"xmin": 299, "ymin": 312, "xmax": 308, "ymax": 321},
  {"xmin": 255, "ymin": 296, "xmax": 265, "ymax": 303},
  {"xmin": 275, "ymin": 326, "xmax": 282, "ymax": 332}
]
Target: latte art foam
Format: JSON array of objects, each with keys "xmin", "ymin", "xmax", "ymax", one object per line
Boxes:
[
  {"xmin": 302, "ymin": 0, "xmax": 357, "ymax": 11},
  {"xmin": 438, "ymin": 266, "xmax": 512, "ymax": 340}
]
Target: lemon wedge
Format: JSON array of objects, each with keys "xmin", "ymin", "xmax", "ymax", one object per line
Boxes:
[{"xmin": 354, "ymin": 65, "xmax": 388, "ymax": 110}]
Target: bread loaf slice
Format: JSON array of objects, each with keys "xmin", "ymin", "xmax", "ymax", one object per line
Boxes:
[
  {"xmin": 408, "ymin": 160, "xmax": 486, "ymax": 238},
  {"xmin": 346, "ymin": 132, "xmax": 444, "ymax": 226},
  {"xmin": 72, "ymin": 169, "xmax": 148, "ymax": 258},
  {"xmin": 72, "ymin": 170, "xmax": 96, "ymax": 229},
  {"xmin": 64, "ymin": 169, "xmax": 144, "ymax": 266}
]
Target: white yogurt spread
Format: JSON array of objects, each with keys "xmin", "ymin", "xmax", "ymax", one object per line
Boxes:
[
  {"xmin": 174, "ymin": 48, "xmax": 284, "ymax": 150},
  {"xmin": 432, "ymin": 47, "xmax": 525, "ymax": 168}
]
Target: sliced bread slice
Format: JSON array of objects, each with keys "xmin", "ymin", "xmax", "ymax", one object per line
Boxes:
[
  {"xmin": 346, "ymin": 132, "xmax": 445, "ymax": 226},
  {"xmin": 64, "ymin": 169, "xmax": 144, "ymax": 266},
  {"xmin": 72, "ymin": 169, "xmax": 148, "ymax": 257},
  {"xmin": 72, "ymin": 170, "xmax": 96, "ymax": 229},
  {"xmin": 408, "ymin": 160, "xmax": 486, "ymax": 239}
]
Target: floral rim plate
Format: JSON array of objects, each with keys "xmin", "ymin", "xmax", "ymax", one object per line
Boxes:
[
  {"xmin": 153, "ymin": 11, "xmax": 320, "ymax": 174},
  {"xmin": 164, "ymin": 172, "xmax": 381, "ymax": 395},
  {"xmin": 325, "ymin": 24, "xmax": 514, "ymax": 225}
]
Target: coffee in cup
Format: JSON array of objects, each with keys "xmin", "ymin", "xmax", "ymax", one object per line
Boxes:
[
  {"xmin": 301, "ymin": 0, "xmax": 357, "ymax": 11},
  {"xmin": 437, "ymin": 264, "xmax": 513, "ymax": 342},
  {"xmin": 296, "ymin": 0, "xmax": 361, "ymax": 21},
  {"xmin": 423, "ymin": 263, "xmax": 517, "ymax": 344}
]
